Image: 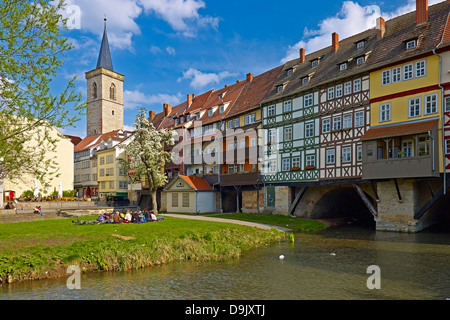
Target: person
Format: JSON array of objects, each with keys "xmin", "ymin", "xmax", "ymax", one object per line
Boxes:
[
  {"xmin": 97, "ymin": 213, "xmax": 105, "ymax": 222},
  {"xmin": 150, "ymin": 210, "xmax": 157, "ymax": 222},
  {"xmin": 113, "ymin": 211, "xmax": 122, "ymax": 223},
  {"xmin": 131, "ymin": 211, "xmax": 140, "ymax": 223},
  {"xmin": 124, "ymin": 210, "xmax": 132, "ymax": 223},
  {"xmin": 34, "ymin": 206, "xmax": 44, "ymax": 216}
]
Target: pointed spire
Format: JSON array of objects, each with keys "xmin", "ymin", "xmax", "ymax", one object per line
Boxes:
[{"xmin": 96, "ymin": 16, "xmax": 114, "ymax": 71}]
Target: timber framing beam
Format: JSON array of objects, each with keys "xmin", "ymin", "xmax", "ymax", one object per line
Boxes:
[
  {"xmin": 353, "ymin": 184, "xmax": 378, "ymax": 217},
  {"xmin": 415, "ymin": 178, "xmax": 450, "ymax": 220},
  {"xmin": 288, "ymin": 187, "xmax": 307, "ymax": 217}
]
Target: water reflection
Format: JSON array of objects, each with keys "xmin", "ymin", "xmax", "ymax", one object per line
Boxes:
[{"xmin": 1, "ymin": 226, "xmax": 449, "ymax": 300}]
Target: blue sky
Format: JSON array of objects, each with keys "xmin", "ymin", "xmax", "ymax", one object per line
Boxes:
[{"xmin": 56, "ymin": 0, "xmax": 445, "ymax": 137}]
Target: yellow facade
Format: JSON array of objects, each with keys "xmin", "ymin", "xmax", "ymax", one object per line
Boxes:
[
  {"xmin": 369, "ymin": 54, "xmax": 444, "ymax": 172},
  {"xmin": 97, "ymin": 147, "xmax": 128, "ymax": 199}
]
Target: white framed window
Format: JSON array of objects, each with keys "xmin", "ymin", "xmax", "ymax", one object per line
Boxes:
[
  {"xmin": 356, "ymin": 56, "xmax": 365, "ymax": 65},
  {"xmin": 382, "ymin": 70, "xmax": 391, "ymax": 85},
  {"xmin": 357, "ymin": 145, "xmax": 363, "ymax": 161},
  {"xmin": 328, "ymin": 87, "xmax": 334, "ymax": 100},
  {"xmin": 284, "ymin": 100, "xmax": 292, "ymax": 112},
  {"xmin": 415, "ymin": 60, "xmax": 426, "ymax": 78},
  {"xmin": 244, "ymin": 113, "xmax": 256, "ymax": 125},
  {"xmin": 269, "ymin": 160, "xmax": 277, "ymax": 173},
  {"xmin": 250, "ymin": 137, "xmax": 256, "ymax": 147},
  {"xmin": 404, "ymin": 64, "xmax": 413, "ymax": 80},
  {"xmin": 305, "ymin": 155, "xmax": 315, "ymax": 167},
  {"xmin": 406, "ymin": 39, "xmax": 417, "ymax": 50},
  {"xmin": 336, "ymin": 84, "xmax": 343, "ymax": 98},
  {"xmin": 340, "ymin": 63, "xmax": 347, "ymax": 71},
  {"xmin": 342, "ymin": 147, "xmax": 352, "ymax": 163},
  {"xmin": 286, "ymin": 68, "xmax": 293, "ymax": 76},
  {"xmin": 208, "ymin": 109, "xmax": 213, "ymax": 117},
  {"xmin": 326, "ymin": 149, "xmax": 335, "ymax": 164},
  {"xmin": 302, "ymin": 77, "xmax": 309, "ymax": 85},
  {"xmin": 292, "ymin": 157, "xmax": 301, "ymax": 169},
  {"xmin": 322, "ymin": 118, "xmax": 331, "ymax": 133},
  {"xmin": 304, "ymin": 94, "xmax": 313, "ymax": 107},
  {"xmin": 333, "ymin": 116, "xmax": 341, "ymax": 131},
  {"xmin": 392, "ymin": 67, "xmax": 401, "ymax": 83},
  {"xmin": 344, "ymin": 81, "xmax": 352, "ymax": 95},
  {"xmin": 343, "ymin": 114, "xmax": 352, "ymax": 129},
  {"xmin": 234, "ymin": 118, "xmax": 239, "ymax": 128},
  {"xmin": 240, "ymin": 139, "xmax": 246, "ymax": 149},
  {"xmin": 353, "ymin": 79, "xmax": 361, "ymax": 92},
  {"xmin": 284, "ymin": 127, "xmax": 292, "ymax": 141},
  {"xmin": 402, "ymin": 140, "xmax": 414, "ymax": 157},
  {"xmin": 408, "ymin": 97, "xmax": 421, "ymax": 117},
  {"xmin": 268, "ymin": 130, "xmax": 276, "ymax": 143},
  {"xmin": 355, "ymin": 111, "xmax": 364, "ymax": 127},
  {"xmin": 219, "ymin": 105, "xmax": 225, "ymax": 114},
  {"xmin": 277, "ymin": 85, "xmax": 284, "ymax": 93},
  {"xmin": 109, "ymin": 181, "xmax": 114, "ymax": 189},
  {"xmin": 268, "ymin": 105, "xmax": 275, "ymax": 116},
  {"xmin": 424, "ymin": 93, "xmax": 438, "ymax": 114},
  {"xmin": 380, "ymin": 103, "xmax": 391, "ymax": 122},
  {"xmin": 119, "ymin": 181, "xmax": 128, "ymax": 189},
  {"xmin": 311, "ymin": 59, "xmax": 318, "ymax": 68},
  {"xmin": 228, "ymin": 120, "xmax": 233, "ymax": 129},
  {"xmin": 356, "ymin": 40, "xmax": 365, "ymax": 50},
  {"xmin": 282, "ymin": 158, "xmax": 290, "ymax": 171},
  {"xmin": 305, "ymin": 123, "xmax": 314, "ymax": 138}
]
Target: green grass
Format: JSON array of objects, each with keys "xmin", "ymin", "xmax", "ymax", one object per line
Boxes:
[
  {"xmin": 210, "ymin": 213, "xmax": 326, "ymax": 233},
  {"xmin": 0, "ymin": 215, "xmax": 285, "ymax": 283}
]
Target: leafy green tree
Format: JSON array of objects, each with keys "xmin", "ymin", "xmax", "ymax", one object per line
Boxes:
[
  {"xmin": 0, "ymin": 0, "xmax": 85, "ymax": 185},
  {"xmin": 118, "ymin": 108, "xmax": 174, "ymax": 213}
]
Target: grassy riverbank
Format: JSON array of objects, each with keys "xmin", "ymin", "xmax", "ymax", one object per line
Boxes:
[{"xmin": 0, "ymin": 215, "xmax": 285, "ymax": 284}]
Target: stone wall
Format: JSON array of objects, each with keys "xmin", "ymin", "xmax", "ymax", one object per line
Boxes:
[{"xmin": 241, "ymin": 189, "xmax": 264, "ymax": 213}]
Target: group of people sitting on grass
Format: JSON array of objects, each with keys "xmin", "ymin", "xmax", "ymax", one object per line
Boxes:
[{"xmin": 96, "ymin": 209, "xmax": 163, "ymax": 224}]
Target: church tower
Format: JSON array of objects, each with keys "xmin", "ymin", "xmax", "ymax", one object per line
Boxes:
[{"xmin": 85, "ymin": 19, "xmax": 124, "ymax": 136}]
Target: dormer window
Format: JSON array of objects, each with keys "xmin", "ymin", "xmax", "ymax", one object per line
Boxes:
[
  {"xmin": 340, "ymin": 63, "xmax": 347, "ymax": 71},
  {"xmin": 286, "ymin": 68, "xmax": 293, "ymax": 76},
  {"xmin": 208, "ymin": 109, "xmax": 213, "ymax": 117},
  {"xmin": 277, "ymin": 85, "xmax": 284, "ymax": 93},
  {"xmin": 219, "ymin": 104, "xmax": 225, "ymax": 113},
  {"xmin": 302, "ymin": 76, "xmax": 309, "ymax": 85},
  {"xmin": 219, "ymin": 93, "xmax": 225, "ymax": 100},
  {"xmin": 356, "ymin": 40, "xmax": 365, "ymax": 50},
  {"xmin": 356, "ymin": 56, "xmax": 365, "ymax": 65},
  {"xmin": 174, "ymin": 118, "xmax": 179, "ymax": 125},
  {"xmin": 196, "ymin": 113, "xmax": 200, "ymax": 120},
  {"xmin": 180, "ymin": 116, "xmax": 185, "ymax": 123},
  {"xmin": 311, "ymin": 59, "xmax": 319, "ymax": 68},
  {"xmin": 406, "ymin": 39, "xmax": 417, "ymax": 50},
  {"xmin": 186, "ymin": 114, "xmax": 191, "ymax": 121}
]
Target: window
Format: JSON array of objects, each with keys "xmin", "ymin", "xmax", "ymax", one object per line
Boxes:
[
  {"xmin": 99, "ymin": 169, "xmax": 104, "ymax": 177},
  {"xmin": 109, "ymin": 181, "xmax": 114, "ymax": 189},
  {"xmin": 172, "ymin": 193, "xmax": 178, "ymax": 207},
  {"xmin": 382, "ymin": 70, "xmax": 391, "ymax": 85},
  {"xmin": 343, "ymin": 114, "xmax": 352, "ymax": 129},
  {"xmin": 418, "ymin": 136, "xmax": 430, "ymax": 156},
  {"xmin": 92, "ymin": 82, "xmax": 97, "ymax": 99},
  {"xmin": 322, "ymin": 118, "xmax": 331, "ymax": 133},
  {"xmin": 357, "ymin": 145, "xmax": 362, "ymax": 161},
  {"xmin": 353, "ymin": 79, "xmax": 361, "ymax": 92},
  {"xmin": 304, "ymin": 94, "xmax": 313, "ymax": 107},
  {"xmin": 234, "ymin": 118, "xmax": 239, "ymax": 128},
  {"xmin": 240, "ymin": 139, "xmax": 246, "ymax": 149},
  {"xmin": 182, "ymin": 193, "xmax": 189, "ymax": 207},
  {"xmin": 406, "ymin": 39, "xmax": 416, "ymax": 50},
  {"xmin": 404, "ymin": 64, "xmax": 413, "ymax": 80},
  {"xmin": 219, "ymin": 105, "xmax": 225, "ymax": 114},
  {"xmin": 99, "ymin": 157, "xmax": 105, "ymax": 165},
  {"xmin": 292, "ymin": 157, "xmax": 301, "ymax": 168},
  {"xmin": 311, "ymin": 59, "xmax": 318, "ymax": 68},
  {"xmin": 402, "ymin": 141, "xmax": 414, "ymax": 157},
  {"xmin": 356, "ymin": 56, "xmax": 365, "ymax": 65},
  {"xmin": 284, "ymin": 101, "xmax": 292, "ymax": 112},
  {"xmin": 268, "ymin": 130, "xmax": 276, "ymax": 143},
  {"xmin": 208, "ymin": 109, "xmax": 214, "ymax": 117},
  {"xmin": 424, "ymin": 93, "xmax": 438, "ymax": 114},
  {"xmin": 269, "ymin": 160, "xmax": 277, "ymax": 173},
  {"xmin": 408, "ymin": 97, "xmax": 421, "ymax": 117},
  {"xmin": 380, "ymin": 103, "xmax": 391, "ymax": 122},
  {"xmin": 302, "ymin": 77, "xmax": 309, "ymax": 85},
  {"xmin": 356, "ymin": 40, "xmax": 365, "ymax": 49},
  {"xmin": 174, "ymin": 118, "xmax": 179, "ymax": 125},
  {"xmin": 106, "ymin": 155, "xmax": 114, "ymax": 163},
  {"xmin": 286, "ymin": 68, "xmax": 293, "ymax": 76},
  {"xmin": 336, "ymin": 84, "xmax": 343, "ymax": 98},
  {"xmin": 344, "ymin": 81, "xmax": 352, "ymax": 95},
  {"xmin": 228, "ymin": 141, "xmax": 234, "ymax": 151},
  {"xmin": 326, "ymin": 149, "xmax": 335, "ymax": 164},
  {"xmin": 333, "ymin": 116, "xmax": 341, "ymax": 131},
  {"xmin": 392, "ymin": 67, "xmax": 401, "ymax": 83},
  {"xmin": 328, "ymin": 87, "xmax": 334, "ymax": 100},
  {"xmin": 277, "ymin": 85, "xmax": 284, "ymax": 93},
  {"xmin": 340, "ymin": 63, "xmax": 347, "ymax": 71},
  {"xmin": 284, "ymin": 127, "xmax": 292, "ymax": 141},
  {"xmin": 446, "ymin": 97, "xmax": 450, "ymax": 112},
  {"xmin": 305, "ymin": 155, "xmax": 315, "ymax": 167},
  {"xmin": 244, "ymin": 113, "xmax": 256, "ymax": 125},
  {"xmin": 119, "ymin": 181, "xmax": 128, "ymax": 189},
  {"xmin": 305, "ymin": 123, "xmax": 314, "ymax": 137},
  {"xmin": 416, "ymin": 60, "xmax": 426, "ymax": 78},
  {"xmin": 282, "ymin": 158, "xmax": 290, "ymax": 171},
  {"xmin": 250, "ymin": 137, "xmax": 256, "ymax": 147},
  {"xmin": 355, "ymin": 111, "xmax": 364, "ymax": 127},
  {"xmin": 342, "ymin": 147, "xmax": 352, "ymax": 163},
  {"xmin": 268, "ymin": 105, "xmax": 275, "ymax": 116},
  {"xmin": 110, "ymin": 84, "xmax": 116, "ymax": 100},
  {"xmin": 228, "ymin": 119, "xmax": 233, "ymax": 129}
]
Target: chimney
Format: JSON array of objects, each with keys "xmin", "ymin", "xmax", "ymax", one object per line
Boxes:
[
  {"xmin": 246, "ymin": 73, "xmax": 253, "ymax": 82},
  {"xmin": 163, "ymin": 103, "xmax": 172, "ymax": 117},
  {"xmin": 149, "ymin": 110, "xmax": 156, "ymax": 121},
  {"xmin": 299, "ymin": 48, "xmax": 305, "ymax": 63},
  {"xmin": 332, "ymin": 32, "xmax": 339, "ymax": 53},
  {"xmin": 187, "ymin": 94, "xmax": 192, "ymax": 106},
  {"xmin": 376, "ymin": 17, "xmax": 385, "ymax": 39},
  {"xmin": 416, "ymin": 0, "xmax": 428, "ymax": 25}
]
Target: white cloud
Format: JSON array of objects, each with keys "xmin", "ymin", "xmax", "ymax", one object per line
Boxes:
[
  {"xmin": 178, "ymin": 68, "xmax": 238, "ymax": 89},
  {"xmin": 149, "ymin": 45, "xmax": 163, "ymax": 54},
  {"xmin": 124, "ymin": 89, "xmax": 182, "ymax": 109},
  {"xmin": 281, "ymin": 0, "xmax": 445, "ymax": 63},
  {"xmin": 137, "ymin": 0, "xmax": 219, "ymax": 37},
  {"xmin": 166, "ymin": 46, "xmax": 176, "ymax": 55}
]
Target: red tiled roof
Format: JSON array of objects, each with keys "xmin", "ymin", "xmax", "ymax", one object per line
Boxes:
[
  {"xmin": 74, "ymin": 130, "xmax": 124, "ymax": 152},
  {"xmin": 360, "ymin": 119, "xmax": 438, "ymax": 141},
  {"xmin": 179, "ymin": 175, "xmax": 213, "ymax": 190}
]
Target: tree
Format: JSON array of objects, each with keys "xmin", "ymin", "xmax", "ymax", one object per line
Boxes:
[
  {"xmin": 0, "ymin": 0, "xmax": 85, "ymax": 185},
  {"xmin": 119, "ymin": 108, "xmax": 175, "ymax": 213}
]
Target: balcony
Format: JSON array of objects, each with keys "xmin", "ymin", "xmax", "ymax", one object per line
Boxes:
[{"xmin": 361, "ymin": 119, "xmax": 440, "ymax": 180}]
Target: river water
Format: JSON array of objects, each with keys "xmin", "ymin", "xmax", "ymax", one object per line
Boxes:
[{"xmin": 1, "ymin": 225, "xmax": 450, "ymax": 300}]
